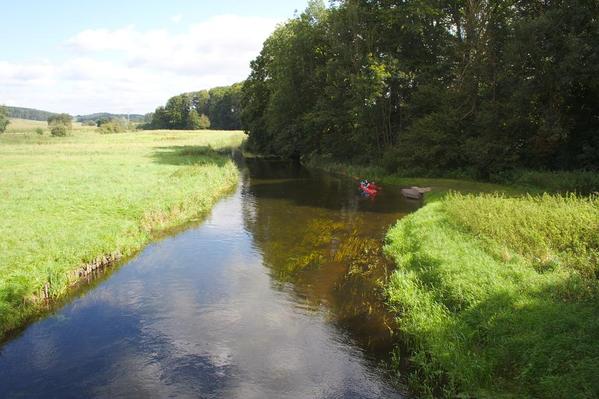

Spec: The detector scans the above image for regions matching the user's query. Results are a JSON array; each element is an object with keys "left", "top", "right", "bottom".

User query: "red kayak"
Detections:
[{"left": 359, "top": 182, "right": 380, "bottom": 197}]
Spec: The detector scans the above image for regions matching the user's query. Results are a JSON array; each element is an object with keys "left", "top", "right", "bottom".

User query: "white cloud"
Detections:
[
  {"left": 0, "top": 15, "right": 279, "bottom": 114},
  {"left": 170, "top": 14, "right": 183, "bottom": 24}
]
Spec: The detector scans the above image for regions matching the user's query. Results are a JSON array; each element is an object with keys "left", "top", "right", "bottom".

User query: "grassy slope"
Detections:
[
  {"left": 0, "top": 124, "right": 245, "bottom": 337},
  {"left": 385, "top": 194, "right": 599, "bottom": 398}
]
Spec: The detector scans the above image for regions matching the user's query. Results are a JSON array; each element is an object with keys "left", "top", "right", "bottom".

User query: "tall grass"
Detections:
[
  {"left": 385, "top": 194, "right": 599, "bottom": 398},
  {"left": 0, "top": 127, "right": 245, "bottom": 337}
]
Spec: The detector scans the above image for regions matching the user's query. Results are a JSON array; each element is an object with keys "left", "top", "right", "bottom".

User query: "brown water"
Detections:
[{"left": 0, "top": 159, "right": 420, "bottom": 398}]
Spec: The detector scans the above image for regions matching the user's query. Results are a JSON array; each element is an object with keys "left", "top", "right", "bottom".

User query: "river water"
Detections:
[{"left": 0, "top": 159, "right": 419, "bottom": 398}]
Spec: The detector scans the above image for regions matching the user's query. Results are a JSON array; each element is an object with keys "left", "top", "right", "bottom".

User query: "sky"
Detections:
[{"left": 0, "top": 0, "right": 309, "bottom": 115}]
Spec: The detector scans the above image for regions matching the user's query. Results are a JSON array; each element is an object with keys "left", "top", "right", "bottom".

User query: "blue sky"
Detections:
[{"left": 1, "top": 0, "right": 309, "bottom": 114}]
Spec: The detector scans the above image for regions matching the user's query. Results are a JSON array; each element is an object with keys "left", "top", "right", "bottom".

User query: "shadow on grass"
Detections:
[
  {"left": 449, "top": 274, "right": 599, "bottom": 398},
  {"left": 392, "top": 227, "right": 599, "bottom": 397},
  {"left": 151, "top": 145, "right": 234, "bottom": 167}
]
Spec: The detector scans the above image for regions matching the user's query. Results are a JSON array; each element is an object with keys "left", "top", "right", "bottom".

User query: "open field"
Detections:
[
  {"left": 385, "top": 194, "right": 599, "bottom": 398},
  {"left": 5, "top": 117, "right": 97, "bottom": 135},
  {"left": 0, "top": 122, "right": 245, "bottom": 337}
]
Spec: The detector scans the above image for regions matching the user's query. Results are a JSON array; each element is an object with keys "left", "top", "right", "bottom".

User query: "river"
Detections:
[{"left": 0, "top": 159, "right": 420, "bottom": 398}]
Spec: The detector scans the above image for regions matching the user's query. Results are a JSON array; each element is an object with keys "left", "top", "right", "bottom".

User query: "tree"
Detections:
[
  {"left": 187, "top": 109, "right": 201, "bottom": 130},
  {"left": 0, "top": 106, "right": 9, "bottom": 133},
  {"left": 47, "top": 113, "right": 73, "bottom": 130},
  {"left": 240, "top": 0, "right": 599, "bottom": 174},
  {"left": 198, "top": 114, "right": 211, "bottom": 130}
]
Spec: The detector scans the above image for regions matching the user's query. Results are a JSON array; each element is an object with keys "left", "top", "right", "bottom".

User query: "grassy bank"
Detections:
[
  {"left": 0, "top": 124, "right": 245, "bottom": 337},
  {"left": 304, "top": 157, "right": 599, "bottom": 397},
  {"left": 385, "top": 194, "right": 599, "bottom": 398}
]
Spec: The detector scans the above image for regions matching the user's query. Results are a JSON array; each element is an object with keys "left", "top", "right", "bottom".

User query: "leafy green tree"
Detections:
[
  {"left": 0, "top": 106, "right": 10, "bottom": 133},
  {"left": 198, "top": 114, "right": 211, "bottom": 130},
  {"left": 187, "top": 109, "right": 201, "bottom": 130},
  {"left": 150, "top": 106, "right": 169, "bottom": 129},
  {"left": 47, "top": 113, "right": 73, "bottom": 130},
  {"left": 241, "top": 0, "right": 599, "bottom": 175}
]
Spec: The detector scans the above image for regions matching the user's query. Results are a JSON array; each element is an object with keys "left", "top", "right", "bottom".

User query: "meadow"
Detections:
[{"left": 0, "top": 119, "right": 245, "bottom": 337}]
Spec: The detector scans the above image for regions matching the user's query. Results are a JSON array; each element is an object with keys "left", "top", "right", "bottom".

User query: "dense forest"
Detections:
[
  {"left": 5, "top": 106, "right": 57, "bottom": 121},
  {"left": 148, "top": 83, "right": 243, "bottom": 130},
  {"left": 242, "top": 0, "right": 599, "bottom": 178}
]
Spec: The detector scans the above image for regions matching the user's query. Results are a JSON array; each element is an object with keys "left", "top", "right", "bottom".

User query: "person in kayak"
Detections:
[{"left": 359, "top": 179, "right": 379, "bottom": 196}]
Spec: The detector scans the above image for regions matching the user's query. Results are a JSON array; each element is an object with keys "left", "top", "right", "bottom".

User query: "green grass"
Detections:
[
  {"left": 385, "top": 194, "right": 599, "bottom": 398},
  {"left": 5, "top": 117, "right": 97, "bottom": 135},
  {"left": 0, "top": 124, "right": 245, "bottom": 337}
]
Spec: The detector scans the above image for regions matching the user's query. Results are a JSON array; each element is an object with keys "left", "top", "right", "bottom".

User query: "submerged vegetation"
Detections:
[
  {"left": 385, "top": 194, "right": 599, "bottom": 398},
  {"left": 0, "top": 123, "right": 244, "bottom": 337}
]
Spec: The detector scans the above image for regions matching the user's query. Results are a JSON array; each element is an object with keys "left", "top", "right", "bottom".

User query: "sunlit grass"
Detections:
[
  {"left": 0, "top": 127, "right": 245, "bottom": 336},
  {"left": 385, "top": 194, "right": 599, "bottom": 398}
]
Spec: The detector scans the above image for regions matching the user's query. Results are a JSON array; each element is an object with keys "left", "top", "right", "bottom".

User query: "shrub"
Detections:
[
  {"left": 98, "top": 118, "right": 127, "bottom": 134},
  {"left": 47, "top": 113, "right": 72, "bottom": 130},
  {"left": 0, "top": 106, "right": 9, "bottom": 133},
  {"left": 35, "top": 128, "right": 44, "bottom": 135},
  {"left": 198, "top": 114, "right": 211, "bottom": 130},
  {"left": 50, "top": 125, "right": 68, "bottom": 137}
]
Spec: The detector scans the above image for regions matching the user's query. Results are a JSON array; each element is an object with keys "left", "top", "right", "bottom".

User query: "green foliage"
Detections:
[
  {"left": 48, "top": 113, "right": 73, "bottom": 131},
  {"left": 50, "top": 125, "right": 68, "bottom": 137},
  {"left": 186, "top": 109, "right": 201, "bottom": 130},
  {"left": 198, "top": 113, "right": 210, "bottom": 130},
  {"left": 150, "top": 83, "right": 242, "bottom": 130},
  {"left": 510, "top": 170, "right": 599, "bottom": 195},
  {"left": 0, "top": 106, "right": 9, "bottom": 133},
  {"left": 98, "top": 118, "right": 128, "bottom": 134},
  {"left": 242, "top": 0, "right": 599, "bottom": 174},
  {"left": 385, "top": 195, "right": 599, "bottom": 398},
  {"left": 35, "top": 128, "right": 44, "bottom": 135},
  {"left": 0, "top": 130, "right": 245, "bottom": 337}
]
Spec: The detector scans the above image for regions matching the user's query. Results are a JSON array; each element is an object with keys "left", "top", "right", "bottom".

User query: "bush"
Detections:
[
  {"left": 198, "top": 114, "right": 211, "bottom": 130},
  {"left": 35, "top": 128, "right": 44, "bottom": 135},
  {"left": 0, "top": 106, "right": 9, "bottom": 133},
  {"left": 50, "top": 125, "right": 68, "bottom": 137},
  {"left": 47, "top": 113, "right": 72, "bottom": 130},
  {"left": 98, "top": 119, "right": 127, "bottom": 134}
]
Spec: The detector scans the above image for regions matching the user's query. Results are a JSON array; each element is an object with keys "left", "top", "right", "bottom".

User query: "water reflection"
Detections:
[{"left": 0, "top": 160, "right": 417, "bottom": 398}]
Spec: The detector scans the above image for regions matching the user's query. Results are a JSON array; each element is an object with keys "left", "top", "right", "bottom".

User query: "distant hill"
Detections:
[
  {"left": 76, "top": 113, "right": 145, "bottom": 123},
  {"left": 5, "top": 106, "right": 58, "bottom": 121}
]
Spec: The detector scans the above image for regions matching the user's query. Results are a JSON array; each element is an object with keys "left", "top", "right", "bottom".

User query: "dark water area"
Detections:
[{"left": 0, "top": 160, "right": 420, "bottom": 398}]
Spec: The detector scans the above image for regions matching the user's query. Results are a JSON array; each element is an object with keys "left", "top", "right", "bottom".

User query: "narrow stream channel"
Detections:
[{"left": 0, "top": 159, "right": 420, "bottom": 398}]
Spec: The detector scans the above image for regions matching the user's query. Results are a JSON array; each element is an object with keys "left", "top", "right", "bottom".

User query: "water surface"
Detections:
[{"left": 0, "top": 160, "right": 419, "bottom": 398}]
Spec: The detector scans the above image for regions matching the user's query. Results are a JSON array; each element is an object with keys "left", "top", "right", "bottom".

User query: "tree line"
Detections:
[
  {"left": 4, "top": 106, "right": 57, "bottom": 121},
  {"left": 241, "top": 0, "right": 599, "bottom": 177},
  {"left": 147, "top": 83, "right": 243, "bottom": 131}
]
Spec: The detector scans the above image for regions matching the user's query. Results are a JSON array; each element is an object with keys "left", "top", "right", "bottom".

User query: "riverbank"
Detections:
[
  {"left": 0, "top": 126, "right": 245, "bottom": 338},
  {"left": 305, "top": 157, "right": 599, "bottom": 398}
]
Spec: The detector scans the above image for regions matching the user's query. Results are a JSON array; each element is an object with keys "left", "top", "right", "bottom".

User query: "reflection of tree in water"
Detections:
[{"left": 241, "top": 171, "right": 401, "bottom": 358}]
